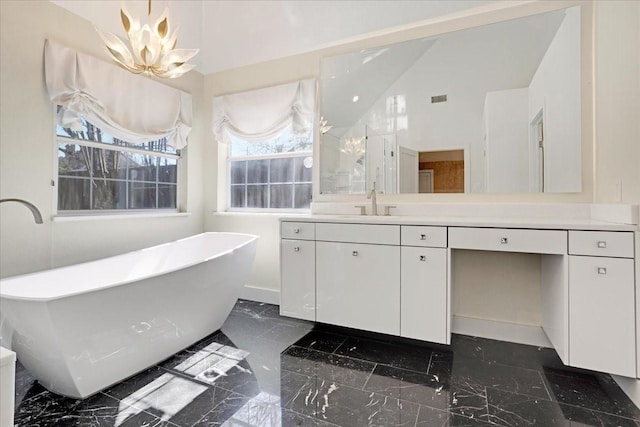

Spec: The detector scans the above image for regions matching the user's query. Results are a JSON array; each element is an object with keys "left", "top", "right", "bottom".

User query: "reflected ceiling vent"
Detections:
[{"left": 431, "top": 95, "right": 447, "bottom": 103}]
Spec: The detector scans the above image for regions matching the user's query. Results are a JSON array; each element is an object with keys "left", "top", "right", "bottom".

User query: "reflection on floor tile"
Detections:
[{"left": 14, "top": 299, "right": 640, "bottom": 427}]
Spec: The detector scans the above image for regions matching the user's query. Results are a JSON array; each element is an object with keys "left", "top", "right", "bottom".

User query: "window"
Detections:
[
  {"left": 228, "top": 127, "right": 313, "bottom": 210},
  {"left": 56, "top": 113, "right": 179, "bottom": 212}
]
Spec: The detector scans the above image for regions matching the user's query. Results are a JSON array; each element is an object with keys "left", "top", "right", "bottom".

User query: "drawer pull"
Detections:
[
  {"left": 419, "top": 255, "right": 426, "bottom": 262},
  {"left": 598, "top": 267, "right": 607, "bottom": 275},
  {"left": 352, "top": 251, "right": 358, "bottom": 257},
  {"left": 500, "top": 237, "right": 508, "bottom": 244},
  {"left": 294, "top": 247, "right": 300, "bottom": 252},
  {"left": 420, "top": 234, "right": 427, "bottom": 240},
  {"left": 294, "top": 228, "right": 300, "bottom": 234},
  {"left": 597, "top": 241, "right": 607, "bottom": 249}
]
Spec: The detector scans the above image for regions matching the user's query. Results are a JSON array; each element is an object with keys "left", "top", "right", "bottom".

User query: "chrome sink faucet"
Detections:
[{"left": 367, "top": 183, "right": 378, "bottom": 216}]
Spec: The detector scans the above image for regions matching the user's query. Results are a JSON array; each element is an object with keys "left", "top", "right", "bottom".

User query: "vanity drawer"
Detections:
[
  {"left": 401, "top": 226, "right": 447, "bottom": 248},
  {"left": 569, "top": 231, "right": 634, "bottom": 258},
  {"left": 316, "top": 223, "right": 400, "bottom": 245},
  {"left": 448, "top": 227, "right": 567, "bottom": 254},
  {"left": 281, "top": 221, "right": 315, "bottom": 240}
]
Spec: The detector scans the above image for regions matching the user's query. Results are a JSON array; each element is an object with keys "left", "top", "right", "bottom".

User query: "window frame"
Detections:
[
  {"left": 54, "top": 133, "right": 182, "bottom": 216},
  {"left": 226, "top": 148, "right": 313, "bottom": 213}
]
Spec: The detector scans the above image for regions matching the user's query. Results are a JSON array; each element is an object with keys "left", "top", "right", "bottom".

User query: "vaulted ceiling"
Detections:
[{"left": 50, "top": 0, "right": 490, "bottom": 74}]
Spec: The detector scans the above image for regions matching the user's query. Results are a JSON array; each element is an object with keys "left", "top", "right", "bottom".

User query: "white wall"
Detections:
[
  {"left": 484, "top": 88, "right": 530, "bottom": 193},
  {"left": 528, "top": 7, "right": 582, "bottom": 193},
  {"left": 0, "top": 1, "right": 205, "bottom": 278}
]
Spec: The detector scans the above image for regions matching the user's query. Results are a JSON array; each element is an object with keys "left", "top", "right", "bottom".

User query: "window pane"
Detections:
[
  {"left": 91, "top": 148, "right": 128, "bottom": 180},
  {"left": 230, "top": 161, "right": 246, "bottom": 184},
  {"left": 294, "top": 156, "right": 313, "bottom": 182},
  {"left": 129, "top": 182, "right": 156, "bottom": 209},
  {"left": 158, "top": 158, "right": 177, "bottom": 183},
  {"left": 93, "top": 180, "right": 127, "bottom": 210},
  {"left": 270, "top": 158, "right": 293, "bottom": 183},
  {"left": 58, "top": 178, "right": 90, "bottom": 210},
  {"left": 247, "top": 160, "right": 269, "bottom": 184},
  {"left": 270, "top": 184, "right": 292, "bottom": 208},
  {"left": 294, "top": 183, "right": 312, "bottom": 209},
  {"left": 246, "top": 185, "right": 268, "bottom": 208},
  {"left": 229, "top": 127, "right": 313, "bottom": 158},
  {"left": 128, "top": 153, "right": 158, "bottom": 182},
  {"left": 230, "top": 185, "right": 246, "bottom": 208},
  {"left": 58, "top": 144, "right": 91, "bottom": 178},
  {"left": 158, "top": 184, "right": 177, "bottom": 208}
]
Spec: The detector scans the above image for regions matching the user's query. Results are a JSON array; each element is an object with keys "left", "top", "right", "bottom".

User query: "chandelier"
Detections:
[
  {"left": 340, "top": 137, "right": 365, "bottom": 156},
  {"left": 96, "top": 0, "right": 199, "bottom": 79},
  {"left": 319, "top": 116, "right": 333, "bottom": 135}
]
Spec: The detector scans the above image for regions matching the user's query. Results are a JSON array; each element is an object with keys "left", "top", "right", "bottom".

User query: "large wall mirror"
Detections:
[{"left": 319, "top": 6, "right": 581, "bottom": 194}]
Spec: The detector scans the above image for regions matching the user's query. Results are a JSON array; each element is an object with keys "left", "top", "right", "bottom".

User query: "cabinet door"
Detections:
[
  {"left": 569, "top": 256, "right": 635, "bottom": 377},
  {"left": 401, "top": 247, "right": 448, "bottom": 344},
  {"left": 316, "top": 242, "right": 400, "bottom": 336},
  {"left": 280, "top": 239, "right": 315, "bottom": 321}
]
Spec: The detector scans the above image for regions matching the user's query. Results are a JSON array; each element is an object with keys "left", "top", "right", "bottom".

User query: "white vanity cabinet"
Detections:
[
  {"left": 316, "top": 241, "right": 400, "bottom": 335},
  {"left": 400, "top": 226, "right": 448, "bottom": 344},
  {"left": 279, "top": 217, "right": 638, "bottom": 379},
  {"left": 568, "top": 231, "right": 636, "bottom": 377},
  {"left": 315, "top": 223, "right": 401, "bottom": 335},
  {"left": 280, "top": 222, "right": 316, "bottom": 321}
]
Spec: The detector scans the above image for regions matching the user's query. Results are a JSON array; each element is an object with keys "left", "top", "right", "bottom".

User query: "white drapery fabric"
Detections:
[
  {"left": 213, "top": 79, "right": 316, "bottom": 143},
  {"left": 44, "top": 39, "right": 192, "bottom": 149}
]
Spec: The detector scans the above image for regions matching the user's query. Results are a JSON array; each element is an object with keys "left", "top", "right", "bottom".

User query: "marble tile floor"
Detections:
[{"left": 14, "top": 299, "right": 640, "bottom": 426}]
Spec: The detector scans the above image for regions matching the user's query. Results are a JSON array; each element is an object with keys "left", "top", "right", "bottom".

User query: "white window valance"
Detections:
[
  {"left": 44, "top": 39, "right": 192, "bottom": 149},
  {"left": 213, "top": 79, "right": 317, "bottom": 143}
]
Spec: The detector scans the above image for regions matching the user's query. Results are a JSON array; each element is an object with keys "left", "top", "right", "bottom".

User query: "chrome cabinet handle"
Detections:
[
  {"left": 294, "top": 247, "right": 300, "bottom": 252},
  {"left": 597, "top": 241, "right": 607, "bottom": 249},
  {"left": 352, "top": 251, "right": 358, "bottom": 256},
  {"left": 420, "top": 234, "right": 427, "bottom": 240},
  {"left": 294, "top": 228, "right": 300, "bottom": 234},
  {"left": 419, "top": 255, "right": 426, "bottom": 261},
  {"left": 598, "top": 267, "right": 607, "bottom": 275},
  {"left": 500, "top": 237, "right": 508, "bottom": 244}
]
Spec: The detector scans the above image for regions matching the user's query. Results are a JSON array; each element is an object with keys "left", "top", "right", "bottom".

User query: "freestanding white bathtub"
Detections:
[{"left": 0, "top": 232, "right": 258, "bottom": 399}]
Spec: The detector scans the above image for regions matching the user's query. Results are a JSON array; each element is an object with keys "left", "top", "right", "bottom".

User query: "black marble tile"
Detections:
[
  {"left": 58, "top": 392, "right": 175, "bottom": 427},
  {"left": 13, "top": 300, "right": 640, "bottom": 427},
  {"left": 334, "top": 336, "right": 432, "bottom": 372},
  {"left": 261, "top": 322, "right": 317, "bottom": 345},
  {"left": 544, "top": 371, "right": 640, "bottom": 421},
  {"left": 232, "top": 299, "right": 271, "bottom": 316},
  {"left": 286, "top": 378, "right": 420, "bottom": 427},
  {"left": 13, "top": 383, "right": 79, "bottom": 427},
  {"left": 467, "top": 336, "right": 566, "bottom": 372},
  {"left": 429, "top": 355, "right": 551, "bottom": 400},
  {"left": 364, "top": 364, "right": 488, "bottom": 419},
  {"left": 486, "top": 387, "right": 640, "bottom": 427},
  {"left": 281, "top": 346, "right": 375, "bottom": 389},
  {"left": 293, "top": 330, "right": 348, "bottom": 354},
  {"left": 416, "top": 405, "right": 494, "bottom": 426}
]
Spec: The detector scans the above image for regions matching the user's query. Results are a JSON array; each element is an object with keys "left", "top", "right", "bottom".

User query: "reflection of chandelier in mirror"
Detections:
[
  {"left": 319, "top": 116, "right": 333, "bottom": 135},
  {"left": 96, "top": 0, "right": 199, "bottom": 79},
  {"left": 340, "top": 137, "right": 365, "bottom": 156}
]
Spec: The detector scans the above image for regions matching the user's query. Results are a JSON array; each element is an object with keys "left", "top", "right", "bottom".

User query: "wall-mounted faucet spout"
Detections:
[{"left": 0, "top": 199, "right": 43, "bottom": 224}]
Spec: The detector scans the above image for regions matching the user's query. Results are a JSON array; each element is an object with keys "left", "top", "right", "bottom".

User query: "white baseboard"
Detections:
[
  {"left": 239, "top": 285, "right": 280, "bottom": 305},
  {"left": 452, "top": 315, "right": 552, "bottom": 348}
]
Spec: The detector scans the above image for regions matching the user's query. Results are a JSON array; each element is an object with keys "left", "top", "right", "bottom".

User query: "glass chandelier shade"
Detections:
[{"left": 96, "top": 1, "right": 199, "bottom": 79}]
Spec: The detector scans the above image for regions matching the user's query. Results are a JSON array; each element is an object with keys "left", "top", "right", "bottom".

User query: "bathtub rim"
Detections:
[{"left": 0, "top": 232, "right": 259, "bottom": 302}]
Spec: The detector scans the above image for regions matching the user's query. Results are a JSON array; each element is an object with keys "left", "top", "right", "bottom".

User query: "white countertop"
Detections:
[{"left": 279, "top": 214, "right": 638, "bottom": 231}]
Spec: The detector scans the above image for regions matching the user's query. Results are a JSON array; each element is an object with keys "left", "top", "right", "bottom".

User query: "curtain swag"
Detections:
[
  {"left": 212, "top": 79, "right": 317, "bottom": 143},
  {"left": 44, "top": 39, "right": 192, "bottom": 149}
]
